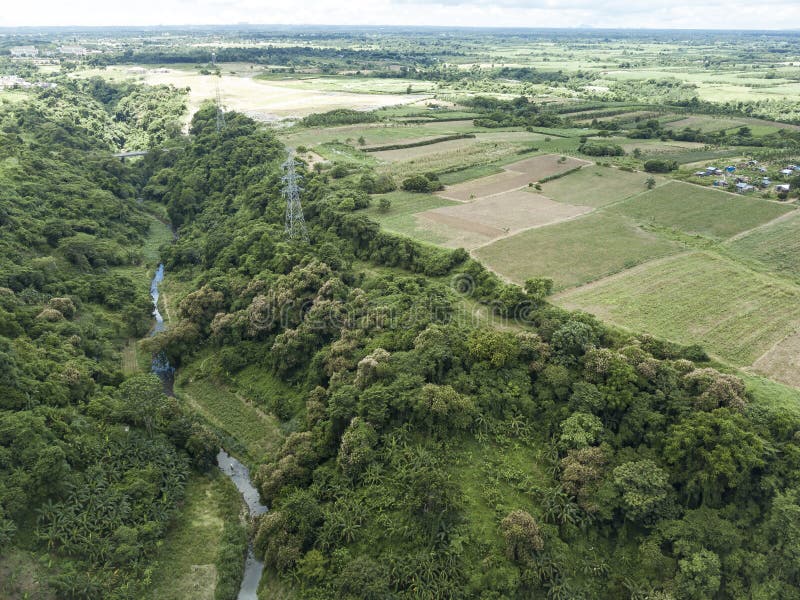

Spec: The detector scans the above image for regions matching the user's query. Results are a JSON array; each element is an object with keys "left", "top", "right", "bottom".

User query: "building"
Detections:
[
  {"left": 10, "top": 45, "right": 38, "bottom": 58},
  {"left": 780, "top": 168, "right": 794, "bottom": 177},
  {"left": 735, "top": 182, "right": 754, "bottom": 193},
  {"left": 59, "top": 45, "right": 87, "bottom": 57},
  {"left": 776, "top": 184, "right": 791, "bottom": 193}
]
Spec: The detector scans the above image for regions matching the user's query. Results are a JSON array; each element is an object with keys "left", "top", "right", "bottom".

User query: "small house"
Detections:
[
  {"left": 776, "top": 184, "right": 791, "bottom": 193},
  {"left": 735, "top": 182, "right": 754, "bottom": 193},
  {"left": 762, "top": 178, "right": 772, "bottom": 187},
  {"left": 694, "top": 171, "right": 707, "bottom": 177},
  {"left": 713, "top": 180, "right": 727, "bottom": 187}
]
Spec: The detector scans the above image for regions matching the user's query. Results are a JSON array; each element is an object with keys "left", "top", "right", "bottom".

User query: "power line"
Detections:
[{"left": 282, "top": 151, "right": 309, "bottom": 242}]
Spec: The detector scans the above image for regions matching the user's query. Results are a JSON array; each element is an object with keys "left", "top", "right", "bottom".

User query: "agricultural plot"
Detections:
[
  {"left": 663, "top": 116, "right": 746, "bottom": 132},
  {"left": 439, "top": 154, "right": 590, "bottom": 201},
  {"left": 612, "top": 181, "right": 794, "bottom": 240},
  {"left": 726, "top": 211, "right": 800, "bottom": 281},
  {"left": 281, "top": 119, "right": 478, "bottom": 149},
  {"left": 540, "top": 165, "right": 663, "bottom": 208},
  {"left": 370, "top": 137, "right": 482, "bottom": 162},
  {"left": 557, "top": 252, "right": 800, "bottom": 368},
  {"left": 362, "top": 191, "right": 459, "bottom": 245},
  {"left": 416, "top": 190, "right": 592, "bottom": 249},
  {"left": 474, "top": 212, "right": 682, "bottom": 290}
]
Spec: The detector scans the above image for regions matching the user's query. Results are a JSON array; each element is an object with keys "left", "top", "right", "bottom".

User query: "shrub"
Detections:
[{"left": 644, "top": 159, "right": 678, "bottom": 173}]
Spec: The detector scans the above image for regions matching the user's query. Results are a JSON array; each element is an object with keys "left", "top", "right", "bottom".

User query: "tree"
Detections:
[
  {"left": 501, "top": 510, "right": 544, "bottom": 563},
  {"left": 613, "top": 460, "right": 674, "bottom": 524},
  {"left": 378, "top": 197, "right": 391, "bottom": 213},
  {"left": 524, "top": 277, "right": 554, "bottom": 305},
  {"left": 337, "top": 417, "right": 378, "bottom": 480},
  {"left": 676, "top": 549, "right": 721, "bottom": 599},
  {"left": 559, "top": 412, "right": 604, "bottom": 449},
  {"left": 646, "top": 176, "right": 657, "bottom": 189}
]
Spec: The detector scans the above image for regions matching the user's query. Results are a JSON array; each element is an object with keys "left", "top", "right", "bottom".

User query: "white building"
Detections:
[
  {"left": 59, "top": 45, "right": 87, "bottom": 57},
  {"left": 10, "top": 46, "right": 38, "bottom": 58}
]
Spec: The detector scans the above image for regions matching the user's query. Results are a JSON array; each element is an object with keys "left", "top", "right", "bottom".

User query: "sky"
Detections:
[{"left": 2, "top": 0, "right": 800, "bottom": 30}]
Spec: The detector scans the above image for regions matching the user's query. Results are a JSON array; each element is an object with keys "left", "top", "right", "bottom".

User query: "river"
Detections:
[{"left": 148, "top": 264, "right": 267, "bottom": 599}]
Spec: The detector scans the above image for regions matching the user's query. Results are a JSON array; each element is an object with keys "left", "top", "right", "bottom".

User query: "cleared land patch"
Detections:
[
  {"left": 474, "top": 212, "right": 682, "bottom": 289},
  {"left": 557, "top": 251, "right": 800, "bottom": 366},
  {"left": 540, "top": 165, "right": 664, "bottom": 208},
  {"left": 612, "top": 181, "right": 795, "bottom": 239},
  {"left": 417, "top": 190, "right": 592, "bottom": 248},
  {"left": 439, "top": 154, "right": 590, "bottom": 201}
]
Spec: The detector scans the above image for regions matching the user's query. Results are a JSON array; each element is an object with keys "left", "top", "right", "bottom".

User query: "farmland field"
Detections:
[
  {"left": 370, "top": 136, "right": 482, "bottom": 162},
  {"left": 474, "top": 212, "right": 683, "bottom": 289},
  {"left": 540, "top": 165, "right": 664, "bottom": 207},
  {"left": 612, "top": 181, "right": 795, "bottom": 239},
  {"left": 663, "top": 115, "right": 746, "bottom": 132},
  {"left": 361, "top": 190, "right": 459, "bottom": 244},
  {"left": 557, "top": 251, "right": 800, "bottom": 367},
  {"left": 439, "top": 154, "right": 590, "bottom": 201},
  {"left": 418, "top": 190, "right": 592, "bottom": 248},
  {"left": 726, "top": 211, "right": 800, "bottom": 281}
]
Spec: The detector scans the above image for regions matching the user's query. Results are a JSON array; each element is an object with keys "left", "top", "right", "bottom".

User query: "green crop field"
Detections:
[
  {"left": 539, "top": 165, "right": 663, "bottom": 207},
  {"left": 726, "top": 211, "right": 800, "bottom": 281},
  {"left": 612, "top": 181, "right": 795, "bottom": 239},
  {"left": 474, "top": 212, "right": 683, "bottom": 290},
  {"left": 557, "top": 251, "right": 800, "bottom": 366},
  {"left": 663, "top": 115, "right": 746, "bottom": 132}
]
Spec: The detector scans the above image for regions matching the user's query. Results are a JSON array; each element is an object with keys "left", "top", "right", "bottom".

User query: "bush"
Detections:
[
  {"left": 401, "top": 173, "right": 443, "bottom": 193},
  {"left": 644, "top": 159, "right": 678, "bottom": 173},
  {"left": 579, "top": 142, "right": 625, "bottom": 157}
]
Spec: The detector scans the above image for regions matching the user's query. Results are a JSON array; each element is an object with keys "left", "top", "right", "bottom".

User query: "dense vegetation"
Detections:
[
  {"left": 0, "top": 85, "right": 217, "bottom": 598},
  {"left": 142, "top": 107, "right": 800, "bottom": 599}
]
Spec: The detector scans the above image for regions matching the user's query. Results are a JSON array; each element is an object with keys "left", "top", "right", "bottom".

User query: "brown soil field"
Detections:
[
  {"left": 417, "top": 189, "right": 591, "bottom": 249},
  {"left": 439, "top": 154, "right": 590, "bottom": 201}
]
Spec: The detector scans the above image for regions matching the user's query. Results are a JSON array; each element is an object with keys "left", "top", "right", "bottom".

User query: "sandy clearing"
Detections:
[{"left": 142, "top": 70, "right": 427, "bottom": 121}]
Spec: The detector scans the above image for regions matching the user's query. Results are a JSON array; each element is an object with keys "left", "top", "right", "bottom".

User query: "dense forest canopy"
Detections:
[
  {"left": 0, "top": 85, "right": 217, "bottom": 598},
  {"left": 137, "top": 105, "right": 800, "bottom": 599}
]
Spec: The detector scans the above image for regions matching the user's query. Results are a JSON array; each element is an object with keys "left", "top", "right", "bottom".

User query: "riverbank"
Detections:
[{"left": 145, "top": 472, "right": 245, "bottom": 600}]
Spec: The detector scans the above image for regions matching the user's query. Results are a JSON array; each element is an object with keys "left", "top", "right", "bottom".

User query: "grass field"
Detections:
[
  {"left": 557, "top": 251, "right": 800, "bottom": 366},
  {"left": 371, "top": 136, "right": 482, "bottom": 162},
  {"left": 726, "top": 211, "right": 800, "bottom": 281},
  {"left": 612, "top": 181, "right": 795, "bottom": 239},
  {"left": 361, "top": 191, "right": 458, "bottom": 244},
  {"left": 280, "top": 119, "right": 478, "bottom": 149},
  {"left": 475, "top": 212, "right": 683, "bottom": 290},
  {"left": 540, "top": 165, "right": 663, "bottom": 208},
  {"left": 175, "top": 372, "right": 284, "bottom": 464},
  {"left": 147, "top": 473, "right": 242, "bottom": 600},
  {"left": 663, "top": 115, "right": 746, "bottom": 132}
]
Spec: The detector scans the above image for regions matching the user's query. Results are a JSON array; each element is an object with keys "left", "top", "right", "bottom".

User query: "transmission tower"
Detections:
[
  {"left": 211, "top": 52, "right": 226, "bottom": 132},
  {"left": 282, "top": 151, "right": 309, "bottom": 241}
]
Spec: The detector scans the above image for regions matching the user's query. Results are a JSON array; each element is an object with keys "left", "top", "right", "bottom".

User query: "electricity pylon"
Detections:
[{"left": 282, "top": 151, "right": 308, "bottom": 241}]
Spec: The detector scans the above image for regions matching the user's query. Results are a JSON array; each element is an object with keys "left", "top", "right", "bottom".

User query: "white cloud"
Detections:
[{"left": 1, "top": 0, "right": 799, "bottom": 29}]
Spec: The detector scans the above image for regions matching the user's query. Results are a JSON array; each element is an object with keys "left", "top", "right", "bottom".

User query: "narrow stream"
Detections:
[
  {"left": 148, "top": 264, "right": 266, "bottom": 599},
  {"left": 217, "top": 450, "right": 268, "bottom": 600}
]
